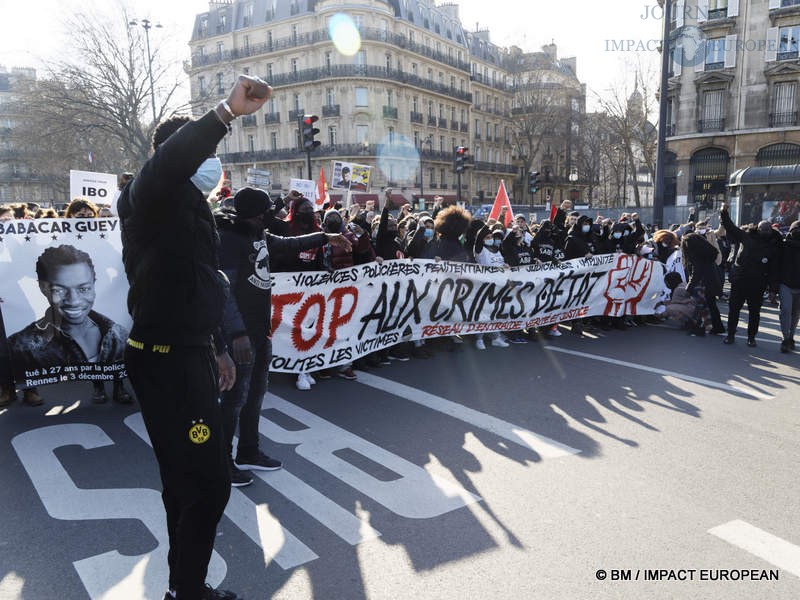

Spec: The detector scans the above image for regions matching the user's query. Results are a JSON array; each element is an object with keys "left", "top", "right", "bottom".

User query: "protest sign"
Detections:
[{"left": 69, "top": 170, "right": 117, "bottom": 204}]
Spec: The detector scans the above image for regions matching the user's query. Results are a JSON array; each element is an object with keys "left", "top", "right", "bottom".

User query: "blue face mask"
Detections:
[
  {"left": 612, "top": 232, "right": 623, "bottom": 240},
  {"left": 581, "top": 225, "right": 591, "bottom": 234},
  {"left": 190, "top": 157, "right": 223, "bottom": 195},
  {"left": 423, "top": 228, "right": 434, "bottom": 240}
]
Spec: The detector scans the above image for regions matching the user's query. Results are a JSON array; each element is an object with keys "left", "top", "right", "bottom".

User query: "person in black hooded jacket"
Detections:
[
  {"left": 118, "top": 74, "right": 269, "bottom": 600},
  {"left": 216, "top": 187, "right": 350, "bottom": 486},
  {"left": 777, "top": 220, "right": 800, "bottom": 352},
  {"left": 681, "top": 231, "right": 723, "bottom": 335},
  {"left": 564, "top": 215, "right": 595, "bottom": 260},
  {"left": 720, "top": 204, "right": 781, "bottom": 346}
]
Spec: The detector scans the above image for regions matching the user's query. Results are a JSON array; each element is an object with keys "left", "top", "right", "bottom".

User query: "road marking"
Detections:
[
  {"left": 542, "top": 346, "right": 774, "bottom": 401},
  {"left": 709, "top": 520, "right": 800, "bottom": 578},
  {"left": 125, "top": 414, "right": 318, "bottom": 570},
  {"left": 354, "top": 371, "right": 580, "bottom": 459}
]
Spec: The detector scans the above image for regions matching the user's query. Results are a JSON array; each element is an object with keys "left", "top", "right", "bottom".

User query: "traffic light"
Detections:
[
  {"left": 300, "top": 115, "right": 320, "bottom": 152},
  {"left": 528, "top": 171, "right": 540, "bottom": 194},
  {"left": 454, "top": 146, "right": 469, "bottom": 173}
]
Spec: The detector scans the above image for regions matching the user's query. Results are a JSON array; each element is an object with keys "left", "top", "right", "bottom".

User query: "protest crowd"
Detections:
[{"left": 0, "top": 74, "right": 798, "bottom": 600}]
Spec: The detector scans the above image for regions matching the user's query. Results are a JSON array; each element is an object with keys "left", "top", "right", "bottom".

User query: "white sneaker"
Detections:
[
  {"left": 304, "top": 373, "right": 316, "bottom": 385},
  {"left": 491, "top": 337, "right": 510, "bottom": 348},
  {"left": 452, "top": 335, "right": 464, "bottom": 344},
  {"left": 475, "top": 338, "right": 486, "bottom": 350},
  {"left": 547, "top": 327, "right": 562, "bottom": 337},
  {"left": 296, "top": 375, "right": 311, "bottom": 391}
]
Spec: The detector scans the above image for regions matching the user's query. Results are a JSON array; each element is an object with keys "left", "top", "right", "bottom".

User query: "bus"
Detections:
[{"left": 727, "top": 165, "right": 800, "bottom": 230}]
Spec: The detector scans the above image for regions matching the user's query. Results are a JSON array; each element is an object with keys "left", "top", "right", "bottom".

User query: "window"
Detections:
[
  {"left": 772, "top": 82, "right": 797, "bottom": 125},
  {"left": 355, "top": 87, "right": 368, "bottom": 107},
  {"left": 666, "top": 97, "right": 675, "bottom": 135},
  {"left": 326, "top": 87, "right": 336, "bottom": 106},
  {"left": 216, "top": 72, "right": 225, "bottom": 93},
  {"left": 270, "top": 132, "right": 278, "bottom": 151},
  {"left": 427, "top": 68, "right": 433, "bottom": 81},
  {"left": 387, "top": 90, "right": 394, "bottom": 107},
  {"left": 413, "top": 131, "right": 420, "bottom": 147},
  {"left": 219, "top": 10, "right": 227, "bottom": 30},
  {"left": 293, "top": 93, "right": 301, "bottom": 111},
  {"left": 291, "top": 25, "right": 298, "bottom": 43},
  {"left": 388, "top": 127, "right": 395, "bottom": 143},
  {"left": 704, "top": 37, "right": 726, "bottom": 69},
  {"left": 267, "top": 31, "right": 273, "bottom": 49},
  {"left": 356, "top": 125, "right": 368, "bottom": 143},
  {"left": 216, "top": 42, "right": 224, "bottom": 58},
  {"left": 198, "top": 76, "right": 206, "bottom": 95},
  {"left": 266, "top": 63, "right": 273, "bottom": 78},
  {"left": 355, "top": 50, "right": 366, "bottom": 66},
  {"left": 386, "top": 54, "right": 392, "bottom": 70},
  {"left": 427, "top": 100, "right": 434, "bottom": 117},
  {"left": 291, "top": 58, "right": 298, "bottom": 73},
  {"left": 708, "top": 0, "right": 728, "bottom": 20},
  {"left": 248, "top": 135, "right": 255, "bottom": 152},
  {"left": 328, "top": 126, "right": 337, "bottom": 145},
  {"left": 412, "top": 96, "right": 419, "bottom": 112},
  {"left": 243, "top": 3, "right": 254, "bottom": 26},
  {"left": 779, "top": 26, "right": 800, "bottom": 60},
  {"left": 199, "top": 17, "right": 208, "bottom": 36},
  {"left": 439, "top": 103, "right": 444, "bottom": 119},
  {"left": 439, "top": 136, "right": 444, "bottom": 152},
  {"left": 411, "top": 63, "right": 417, "bottom": 77},
  {"left": 701, "top": 89, "right": 725, "bottom": 131}
]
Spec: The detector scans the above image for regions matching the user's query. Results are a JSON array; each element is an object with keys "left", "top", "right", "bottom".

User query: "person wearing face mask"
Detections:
[
  {"left": 407, "top": 215, "right": 435, "bottom": 258},
  {"left": 720, "top": 205, "right": 782, "bottom": 346},
  {"left": 564, "top": 215, "right": 595, "bottom": 260},
  {"left": 118, "top": 75, "right": 272, "bottom": 600},
  {"left": 652, "top": 229, "right": 686, "bottom": 283},
  {"left": 777, "top": 221, "right": 800, "bottom": 353},
  {"left": 216, "top": 188, "right": 351, "bottom": 485},
  {"left": 473, "top": 223, "right": 510, "bottom": 349}
]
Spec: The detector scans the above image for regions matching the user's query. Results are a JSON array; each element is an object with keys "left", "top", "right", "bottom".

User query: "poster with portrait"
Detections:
[
  {"left": 330, "top": 161, "right": 371, "bottom": 191},
  {"left": 0, "top": 218, "right": 131, "bottom": 387}
]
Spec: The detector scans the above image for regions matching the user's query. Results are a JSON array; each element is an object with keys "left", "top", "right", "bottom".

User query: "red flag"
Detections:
[
  {"left": 488, "top": 180, "right": 514, "bottom": 227},
  {"left": 315, "top": 167, "right": 329, "bottom": 207},
  {"left": 549, "top": 203, "right": 558, "bottom": 222}
]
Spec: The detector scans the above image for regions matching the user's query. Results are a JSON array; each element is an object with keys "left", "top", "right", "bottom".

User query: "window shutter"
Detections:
[
  {"left": 676, "top": 0, "right": 686, "bottom": 28},
  {"left": 698, "top": 0, "right": 709, "bottom": 23},
  {"left": 673, "top": 47, "right": 683, "bottom": 77},
  {"left": 727, "top": 0, "right": 739, "bottom": 18},
  {"left": 695, "top": 41, "right": 707, "bottom": 72},
  {"left": 724, "top": 35, "right": 737, "bottom": 68},
  {"left": 766, "top": 27, "right": 780, "bottom": 62}
]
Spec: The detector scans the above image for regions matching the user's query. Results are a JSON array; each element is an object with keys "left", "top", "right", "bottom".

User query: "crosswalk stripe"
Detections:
[
  {"left": 542, "top": 346, "right": 774, "bottom": 401},
  {"left": 354, "top": 371, "right": 580, "bottom": 459},
  {"left": 709, "top": 520, "right": 800, "bottom": 578}
]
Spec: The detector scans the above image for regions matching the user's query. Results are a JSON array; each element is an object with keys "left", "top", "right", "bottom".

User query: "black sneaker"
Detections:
[
  {"left": 200, "top": 583, "right": 240, "bottom": 599},
  {"left": 780, "top": 339, "right": 791, "bottom": 353},
  {"left": 228, "top": 459, "right": 253, "bottom": 488},
  {"left": 747, "top": 338, "right": 757, "bottom": 348},
  {"left": 723, "top": 335, "right": 735, "bottom": 345},
  {"left": 235, "top": 450, "right": 283, "bottom": 471}
]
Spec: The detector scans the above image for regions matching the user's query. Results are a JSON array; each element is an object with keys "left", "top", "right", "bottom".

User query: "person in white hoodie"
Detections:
[{"left": 472, "top": 224, "right": 509, "bottom": 350}]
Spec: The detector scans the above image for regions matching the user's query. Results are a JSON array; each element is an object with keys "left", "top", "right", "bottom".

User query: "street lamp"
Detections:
[
  {"left": 418, "top": 134, "right": 433, "bottom": 202},
  {"left": 129, "top": 18, "right": 162, "bottom": 124}
]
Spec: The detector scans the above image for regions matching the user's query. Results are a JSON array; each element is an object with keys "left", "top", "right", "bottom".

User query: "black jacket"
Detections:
[
  {"left": 681, "top": 232, "right": 721, "bottom": 296},
  {"left": 721, "top": 210, "right": 781, "bottom": 290},
  {"left": 118, "top": 110, "right": 229, "bottom": 347},
  {"left": 216, "top": 211, "right": 327, "bottom": 342},
  {"left": 564, "top": 216, "right": 595, "bottom": 260},
  {"left": 778, "top": 230, "right": 800, "bottom": 289}
]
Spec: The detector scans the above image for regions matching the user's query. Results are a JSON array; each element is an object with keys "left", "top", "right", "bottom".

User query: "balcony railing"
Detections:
[
  {"left": 698, "top": 118, "right": 725, "bottom": 132},
  {"left": 383, "top": 106, "right": 398, "bottom": 119},
  {"left": 264, "top": 112, "right": 280, "bottom": 124},
  {"left": 322, "top": 104, "right": 340, "bottom": 117},
  {"left": 780, "top": 0, "right": 800, "bottom": 7},
  {"left": 460, "top": 122, "right": 469, "bottom": 133},
  {"left": 438, "top": 117, "right": 447, "bottom": 128},
  {"left": 241, "top": 114, "right": 257, "bottom": 127},
  {"left": 450, "top": 120, "right": 459, "bottom": 130},
  {"left": 191, "top": 26, "right": 472, "bottom": 75},
  {"left": 705, "top": 62, "right": 725, "bottom": 71},
  {"left": 474, "top": 132, "right": 482, "bottom": 140},
  {"left": 770, "top": 111, "right": 798, "bottom": 126},
  {"left": 777, "top": 51, "right": 799, "bottom": 61},
  {"left": 288, "top": 109, "right": 305, "bottom": 120},
  {"left": 410, "top": 111, "right": 423, "bottom": 123},
  {"left": 427, "top": 116, "right": 437, "bottom": 126},
  {"left": 707, "top": 8, "right": 727, "bottom": 20}
]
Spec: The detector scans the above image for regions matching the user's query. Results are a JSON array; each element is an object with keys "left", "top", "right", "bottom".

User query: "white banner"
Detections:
[
  {"left": 289, "top": 178, "right": 316, "bottom": 200},
  {"left": 69, "top": 170, "right": 117, "bottom": 204},
  {"left": 0, "top": 222, "right": 666, "bottom": 381},
  {"left": 0, "top": 218, "right": 131, "bottom": 386},
  {"left": 267, "top": 256, "right": 665, "bottom": 372}
]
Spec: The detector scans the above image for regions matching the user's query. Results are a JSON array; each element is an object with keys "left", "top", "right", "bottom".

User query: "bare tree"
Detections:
[{"left": 9, "top": 5, "right": 190, "bottom": 195}]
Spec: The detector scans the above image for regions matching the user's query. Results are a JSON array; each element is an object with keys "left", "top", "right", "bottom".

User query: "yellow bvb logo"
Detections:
[{"left": 189, "top": 420, "right": 211, "bottom": 444}]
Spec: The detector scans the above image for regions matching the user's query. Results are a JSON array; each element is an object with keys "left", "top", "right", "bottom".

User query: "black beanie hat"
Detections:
[{"left": 233, "top": 187, "right": 271, "bottom": 219}]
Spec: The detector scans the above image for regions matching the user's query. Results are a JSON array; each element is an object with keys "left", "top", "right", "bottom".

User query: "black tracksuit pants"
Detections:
[
  {"left": 727, "top": 277, "right": 766, "bottom": 340},
  {"left": 125, "top": 342, "right": 231, "bottom": 599}
]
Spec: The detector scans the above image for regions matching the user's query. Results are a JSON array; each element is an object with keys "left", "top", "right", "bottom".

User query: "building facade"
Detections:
[
  {"left": 186, "top": 0, "right": 587, "bottom": 207},
  {"left": 666, "top": 0, "right": 800, "bottom": 211}
]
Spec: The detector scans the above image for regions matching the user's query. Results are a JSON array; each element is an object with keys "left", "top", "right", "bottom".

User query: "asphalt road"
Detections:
[{"left": 1, "top": 302, "right": 799, "bottom": 600}]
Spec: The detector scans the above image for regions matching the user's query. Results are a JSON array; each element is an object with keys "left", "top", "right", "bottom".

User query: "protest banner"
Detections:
[
  {"left": 0, "top": 222, "right": 666, "bottom": 381},
  {"left": 0, "top": 218, "right": 131, "bottom": 387},
  {"left": 69, "top": 170, "right": 117, "bottom": 204},
  {"left": 331, "top": 161, "right": 371, "bottom": 191},
  {"left": 267, "top": 256, "right": 665, "bottom": 373},
  {"left": 289, "top": 178, "right": 316, "bottom": 200}
]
